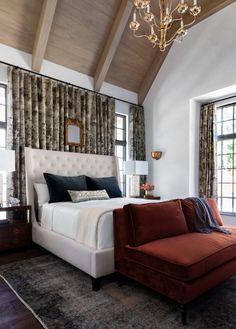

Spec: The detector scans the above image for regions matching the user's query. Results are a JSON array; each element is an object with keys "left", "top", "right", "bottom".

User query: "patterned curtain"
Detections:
[
  {"left": 7, "top": 67, "right": 115, "bottom": 203},
  {"left": 129, "top": 104, "right": 146, "bottom": 161},
  {"left": 129, "top": 104, "right": 146, "bottom": 193},
  {"left": 199, "top": 103, "right": 217, "bottom": 199}
]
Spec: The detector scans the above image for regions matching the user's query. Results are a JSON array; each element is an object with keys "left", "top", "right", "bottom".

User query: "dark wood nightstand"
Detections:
[
  {"left": 0, "top": 204, "right": 32, "bottom": 250},
  {"left": 143, "top": 196, "right": 161, "bottom": 200},
  {"left": 134, "top": 196, "right": 161, "bottom": 200}
]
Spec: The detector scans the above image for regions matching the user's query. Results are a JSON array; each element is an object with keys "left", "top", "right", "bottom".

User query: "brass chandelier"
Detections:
[{"left": 129, "top": 0, "right": 201, "bottom": 51}]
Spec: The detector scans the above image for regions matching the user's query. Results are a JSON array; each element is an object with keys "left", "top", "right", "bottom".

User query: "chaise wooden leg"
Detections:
[
  {"left": 92, "top": 277, "right": 101, "bottom": 291},
  {"left": 180, "top": 304, "right": 187, "bottom": 325}
]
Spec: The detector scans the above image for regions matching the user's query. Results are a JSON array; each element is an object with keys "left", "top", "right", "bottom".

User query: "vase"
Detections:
[{"left": 144, "top": 190, "right": 153, "bottom": 198}]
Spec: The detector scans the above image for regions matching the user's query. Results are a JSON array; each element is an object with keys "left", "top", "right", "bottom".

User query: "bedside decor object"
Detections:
[
  {"left": 151, "top": 151, "right": 162, "bottom": 160},
  {"left": 0, "top": 149, "right": 15, "bottom": 206},
  {"left": 129, "top": 0, "right": 201, "bottom": 51},
  {"left": 141, "top": 183, "right": 155, "bottom": 198},
  {"left": 124, "top": 161, "right": 148, "bottom": 197},
  {"left": 65, "top": 118, "right": 84, "bottom": 147}
]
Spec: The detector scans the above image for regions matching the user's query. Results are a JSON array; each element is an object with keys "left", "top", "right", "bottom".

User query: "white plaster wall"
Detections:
[
  {"left": 0, "top": 64, "right": 7, "bottom": 84},
  {"left": 144, "top": 2, "right": 236, "bottom": 201}
]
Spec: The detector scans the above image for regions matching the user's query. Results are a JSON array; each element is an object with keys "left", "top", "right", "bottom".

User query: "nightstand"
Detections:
[
  {"left": 0, "top": 204, "right": 32, "bottom": 250},
  {"left": 134, "top": 196, "right": 161, "bottom": 200},
  {"left": 144, "top": 196, "right": 161, "bottom": 200}
]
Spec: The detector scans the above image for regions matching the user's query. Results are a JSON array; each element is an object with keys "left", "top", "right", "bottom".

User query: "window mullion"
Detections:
[{"left": 216, "top": 103, "right": 236, "bottom": 213}]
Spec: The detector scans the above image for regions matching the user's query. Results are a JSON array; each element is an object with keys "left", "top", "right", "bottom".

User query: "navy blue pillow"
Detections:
[
  {"left": 44, "top": 173, "right": 87, "bottom": 203},
  {"left": 86, "top": 176, "right": 122, "bottom": 198}
]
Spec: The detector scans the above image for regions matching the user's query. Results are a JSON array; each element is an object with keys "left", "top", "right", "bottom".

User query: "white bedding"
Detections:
[{"left": 40, "top": 197, "right": 162, "bottom": 250}]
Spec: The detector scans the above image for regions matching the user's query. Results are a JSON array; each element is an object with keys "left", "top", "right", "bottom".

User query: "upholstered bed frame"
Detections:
[{"left": 25, "top": 147, "right": 120, "bottom": 290}]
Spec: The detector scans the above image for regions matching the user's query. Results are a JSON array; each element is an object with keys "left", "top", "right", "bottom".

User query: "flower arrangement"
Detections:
[{"left": 140, "top": 183, "right": 155, "bottom": 192}]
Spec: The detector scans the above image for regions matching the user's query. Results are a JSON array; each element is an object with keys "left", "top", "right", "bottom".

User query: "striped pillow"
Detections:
[{"left": 68, "top": 189, "right": 109, "bottom": 203}]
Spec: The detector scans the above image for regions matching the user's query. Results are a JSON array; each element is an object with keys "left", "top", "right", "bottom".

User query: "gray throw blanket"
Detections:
[{"left": 187, "top": 197, "right": 231, "bottom": 235}]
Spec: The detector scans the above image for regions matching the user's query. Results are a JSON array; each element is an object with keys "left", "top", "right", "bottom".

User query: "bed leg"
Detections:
[
  {"left": 180, "top": 304, "right": 187, "bottom": 325},
  {"left": 92, "top": 277, "right": 101, "bottom": 291}
]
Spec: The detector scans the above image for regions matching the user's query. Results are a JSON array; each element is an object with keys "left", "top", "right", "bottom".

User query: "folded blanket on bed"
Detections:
[
  {"left": 187, "top": 197, "right": 231, "bottom": 234},
  {"left": 41, "top": 198, "right": 163, "bottom": 249}
]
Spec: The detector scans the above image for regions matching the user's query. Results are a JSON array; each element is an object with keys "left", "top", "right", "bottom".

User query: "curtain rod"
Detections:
[
  {"left": 0, "top": 60, "right": 142, "bottom": 108},
  {"left": 203, "top": 94, "right": 236, "bottom": 106}
]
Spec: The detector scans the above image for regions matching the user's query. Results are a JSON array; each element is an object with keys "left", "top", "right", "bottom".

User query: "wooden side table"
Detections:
[
  {"left": 143, "top": 196, "right": 161, "bottom": 200},
  {"left": 0, "top": 204, "right": 32, "bottom": 250},
  {"left": 134, "top": 196, "right": 161, "bottom": 200}
]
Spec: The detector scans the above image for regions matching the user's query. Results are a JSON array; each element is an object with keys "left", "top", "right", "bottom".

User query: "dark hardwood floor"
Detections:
[{"left": 0, "top": 244, "right": 48, "bottom": 329}]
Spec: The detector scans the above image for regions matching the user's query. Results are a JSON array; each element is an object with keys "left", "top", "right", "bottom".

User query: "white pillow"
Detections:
[
  {"left": 68, "top": 189, "right": 109, "bottom": 203},
  {"left": 34, "top": 183, "right": 50, "bottom": 206}
]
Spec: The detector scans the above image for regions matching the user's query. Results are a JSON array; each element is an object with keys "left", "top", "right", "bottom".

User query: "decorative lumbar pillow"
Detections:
[
  {"left": 33, "top": 183, "right": 50, "bottom": 206},
  {"left": 86, "top": 176, "right": 122, "bottom": 198},
  {"left": 124, "top": 200, "right": 189, "bottom": 247},
  {"left": 68, "top": 190, "right": 109, "bottom": 203},
  {"left": 43, "top": 173, "right": 87, "bottom": 203}
]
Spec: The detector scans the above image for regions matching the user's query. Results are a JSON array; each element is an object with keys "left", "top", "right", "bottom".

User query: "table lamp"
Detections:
[
  {"left": 124, "top": 160, "right": 148, "bottom": 197},
  {"left": 0, "top": 149, "right": 15, "bottom": 206}
]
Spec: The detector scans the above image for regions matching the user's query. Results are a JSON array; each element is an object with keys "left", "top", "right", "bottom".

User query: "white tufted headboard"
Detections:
[{"left": 25, "top": 147, "right": 120, "bottom": 221}]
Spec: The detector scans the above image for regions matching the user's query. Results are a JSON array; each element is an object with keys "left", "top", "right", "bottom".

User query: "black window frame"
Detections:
[
  {"left": 0, "top": 83, "right": 7, "bottom": 205},
  {"left": 216, "top": 101, "right": 236, "bottom": 215},
  {"left": 115, "top": 113, "right": 127, "bottom": 196}
]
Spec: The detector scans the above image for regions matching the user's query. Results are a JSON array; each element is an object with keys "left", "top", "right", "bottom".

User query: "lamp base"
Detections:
[{"left": 130, "top": 175, "right": 140, "bottom": 197}]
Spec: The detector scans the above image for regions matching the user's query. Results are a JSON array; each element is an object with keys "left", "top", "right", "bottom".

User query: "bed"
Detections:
[{"left": 25, "top": 147, "right": 160, "bottom": 290}]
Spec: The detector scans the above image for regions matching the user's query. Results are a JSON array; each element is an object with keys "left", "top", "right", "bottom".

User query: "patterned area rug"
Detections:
[{"left": 0, "top": 254, "right": 236, "bottom": 329}]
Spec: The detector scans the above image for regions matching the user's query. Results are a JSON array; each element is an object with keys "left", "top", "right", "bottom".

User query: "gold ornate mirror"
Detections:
[{"left": 65, "top": 118, "right": 84, "bottom": 146}]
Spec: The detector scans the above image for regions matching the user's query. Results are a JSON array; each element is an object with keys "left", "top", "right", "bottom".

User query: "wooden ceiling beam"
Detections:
[
  {"left": 138, "top": 0, "right": 235, "bottom": 105},
  {"left": 94, "top": 0, "right": 133, "bottom": 92},
  {"left": 32, "top": 0, "right": 57, "bottom": 72}
]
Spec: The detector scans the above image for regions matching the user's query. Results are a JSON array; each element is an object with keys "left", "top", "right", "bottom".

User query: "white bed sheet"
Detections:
[{"left": 40, "top": 197, "right": 162, "bottom": 250}]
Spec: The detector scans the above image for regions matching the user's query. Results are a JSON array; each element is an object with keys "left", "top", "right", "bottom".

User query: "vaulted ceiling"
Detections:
[{"left": 0, "top": 0, "right": 234, "bottom": 104}]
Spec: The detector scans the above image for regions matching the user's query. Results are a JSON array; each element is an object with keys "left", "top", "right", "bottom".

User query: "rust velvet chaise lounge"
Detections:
[{"left": 113, "top": 199, "right": 236, "bottom": 325}]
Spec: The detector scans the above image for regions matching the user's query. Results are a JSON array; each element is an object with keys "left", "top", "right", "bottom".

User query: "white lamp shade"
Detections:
[
  {"left": 0, "top": 150, "right": 15, "bottom": 172},
  {"left": 124, "top": 160, "right": 148, "bottom": 175}
]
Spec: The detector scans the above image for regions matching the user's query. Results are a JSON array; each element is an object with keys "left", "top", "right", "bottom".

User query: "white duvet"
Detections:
[{"left": 40, "top": 197, "right": 162, "bottom": 250}]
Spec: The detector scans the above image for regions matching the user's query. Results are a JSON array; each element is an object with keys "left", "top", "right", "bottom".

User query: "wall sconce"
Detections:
[{"left": 151, "top": 151, "right": 162, "bottom": 160}]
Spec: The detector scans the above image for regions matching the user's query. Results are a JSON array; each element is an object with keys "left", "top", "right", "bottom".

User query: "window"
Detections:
[
  {"left": 0, "top": 84, "right": 7, "bottom": 149},
  {"left": 115, "top": 114, "right": 127, "bottom": 195},
  {"left": 0, "top": 84, "right": 7, "bottom": 203},
  {"left": 216, "top": 101, "right": 236, "bottom": 213}
]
